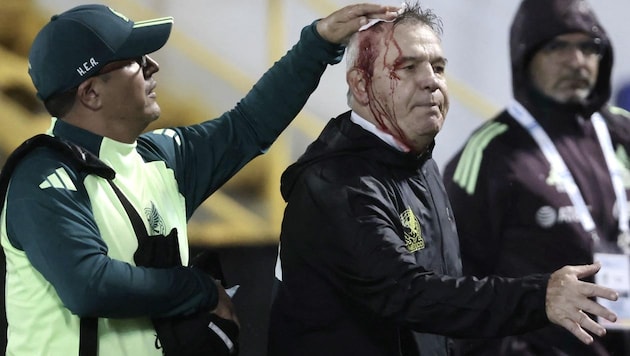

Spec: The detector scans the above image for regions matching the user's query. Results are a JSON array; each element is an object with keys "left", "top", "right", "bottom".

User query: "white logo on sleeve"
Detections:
[{"left": 39, "top": 167, "right": 77, "bottom": 191}]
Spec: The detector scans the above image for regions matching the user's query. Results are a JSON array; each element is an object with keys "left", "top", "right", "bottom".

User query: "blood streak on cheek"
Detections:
[
  {"left": 356, "top": 27, "right": 410, "bottom": 148},
  {"left": 385, "top": 36, "right": 410, "bottom": 148}
]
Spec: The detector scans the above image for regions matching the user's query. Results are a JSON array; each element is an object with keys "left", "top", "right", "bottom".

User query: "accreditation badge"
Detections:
[{"left": 594, "top": 253, "right": 630, "bottom": 330}]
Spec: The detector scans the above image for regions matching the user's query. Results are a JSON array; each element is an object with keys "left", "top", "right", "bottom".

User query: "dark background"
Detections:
[{"left": 208, "top": 244, "right": 278, "bottom": 356}]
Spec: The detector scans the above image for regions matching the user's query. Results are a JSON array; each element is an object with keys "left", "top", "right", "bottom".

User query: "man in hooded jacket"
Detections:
[{"left": 444, "top": 0, "right": 630, "bottom": 354}]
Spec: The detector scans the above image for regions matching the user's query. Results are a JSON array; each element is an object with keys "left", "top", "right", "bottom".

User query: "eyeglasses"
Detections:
[
  {"left": 541, "top": 38, "right": 603, "bottom": 57},
  {"left": 98, "top": 55, "right": 148, "bottom": 76}
]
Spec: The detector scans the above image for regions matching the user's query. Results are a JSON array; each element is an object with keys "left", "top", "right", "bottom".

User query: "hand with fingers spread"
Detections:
[
  {"left": 316, "top": 3, "right": 400, "bottom": 44},
  {"left": 546, "top": 263, "right": 619, "bottom": 345}
]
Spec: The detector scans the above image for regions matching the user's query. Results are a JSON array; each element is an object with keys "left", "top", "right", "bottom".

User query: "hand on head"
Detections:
[
  {"left": 545, "top": 263, "right": 618, "bottom": 344},
  {"left": 316, "top": 3, "right": 400, "bottom": 44}
]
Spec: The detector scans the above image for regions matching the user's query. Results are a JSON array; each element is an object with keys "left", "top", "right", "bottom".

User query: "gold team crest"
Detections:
[{"left": 400, "top": 207, "right": 425, "bottom": 252}]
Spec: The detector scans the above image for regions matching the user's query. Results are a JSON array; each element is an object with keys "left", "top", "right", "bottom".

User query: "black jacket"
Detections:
[
  {"left": 268, "top": 112, "right": 551, "bottom": 356},
  {"left": 444, "top": 0, "right": 630, "bottom": 354}
]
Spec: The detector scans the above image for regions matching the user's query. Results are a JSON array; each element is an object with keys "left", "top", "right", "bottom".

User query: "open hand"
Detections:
[{"left": 546, "top": 263, "right": 618, "bottom": 344}]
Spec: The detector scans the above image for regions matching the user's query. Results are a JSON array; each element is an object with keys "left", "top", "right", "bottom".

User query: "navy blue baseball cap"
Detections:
[{"left": 28, "top": 4, "right": 174, "bottom": 101}]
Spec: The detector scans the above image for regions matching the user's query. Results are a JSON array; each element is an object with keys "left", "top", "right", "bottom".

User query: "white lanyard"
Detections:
[{"left": 508, "top": 99, "right": 629, "bottom": 244}]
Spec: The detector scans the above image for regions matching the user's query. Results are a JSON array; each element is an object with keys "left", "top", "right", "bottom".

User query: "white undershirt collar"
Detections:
[{"left": 350, "top": 111, "right": 407, "bottom": 152}]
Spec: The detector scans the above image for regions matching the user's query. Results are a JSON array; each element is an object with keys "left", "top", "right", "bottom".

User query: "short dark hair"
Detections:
[
  {"left": 44, "top": 87, "right": 77, "bottom": 118},
  {"left": 43, "top": 70, "right": 117, "bottom": 118}
]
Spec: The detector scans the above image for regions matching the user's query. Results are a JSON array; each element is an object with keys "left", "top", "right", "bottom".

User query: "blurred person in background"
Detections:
[{"left": 444, "top": 0, "right": 630, "bottom": 354}]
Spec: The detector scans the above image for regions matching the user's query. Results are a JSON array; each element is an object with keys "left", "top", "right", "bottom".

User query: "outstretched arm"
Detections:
[
  {"left": 168, "top": 3, "right": 400, "bottom": 210},
  {"left": 545, "top": 263, "right": 618, "bottom": 344}
]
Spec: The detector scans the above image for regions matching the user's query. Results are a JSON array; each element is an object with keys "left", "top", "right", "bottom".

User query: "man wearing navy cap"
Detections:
[{"left": 0, "top": 3, "right": 398, "bottom": 355}]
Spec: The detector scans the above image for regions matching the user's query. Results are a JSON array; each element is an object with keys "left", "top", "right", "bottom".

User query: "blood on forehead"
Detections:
[{"left": 354, "top": 23, "right": 409, "bottom": 148}]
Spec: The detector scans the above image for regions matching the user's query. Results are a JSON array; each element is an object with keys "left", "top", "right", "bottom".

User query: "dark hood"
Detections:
[
  {"left": 280, "top": 111, "right": 433, "bottom": 201},
  {"left": 510, "top": 0, "right": 613, "bottom": 116}
]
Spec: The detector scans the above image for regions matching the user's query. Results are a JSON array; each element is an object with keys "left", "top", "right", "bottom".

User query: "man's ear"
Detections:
[
  {"left": 347, "top": 68, "right": 369, "bottom": 106},
  {"left": 76, "top": 78, "right": 102, "bottom": 110}
]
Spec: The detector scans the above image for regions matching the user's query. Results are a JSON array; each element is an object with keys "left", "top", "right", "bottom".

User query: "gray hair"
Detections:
[{"left": 345, "top": 1, "right": 443, "bottom": 73}]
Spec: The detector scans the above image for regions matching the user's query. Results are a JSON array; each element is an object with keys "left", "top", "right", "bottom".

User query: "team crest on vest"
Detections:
[
  {"left": 400, "top": 207, "right": 425, "bottom": 252},
  {"left": 145, "top": 201, "right": 166, "bottom": 235}
]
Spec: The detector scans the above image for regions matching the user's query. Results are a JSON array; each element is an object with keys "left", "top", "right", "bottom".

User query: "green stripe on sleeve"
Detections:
[
  {"left": 453, "top": 122, "right": 508, "bottom": 195},
  {"left": 610, "top": 106, "right": 630, "bottom": 119}
]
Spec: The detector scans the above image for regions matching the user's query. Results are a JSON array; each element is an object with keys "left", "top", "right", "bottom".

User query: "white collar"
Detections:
[{"left": 349, "top": 111, "right": 408, "bottom": 152}]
